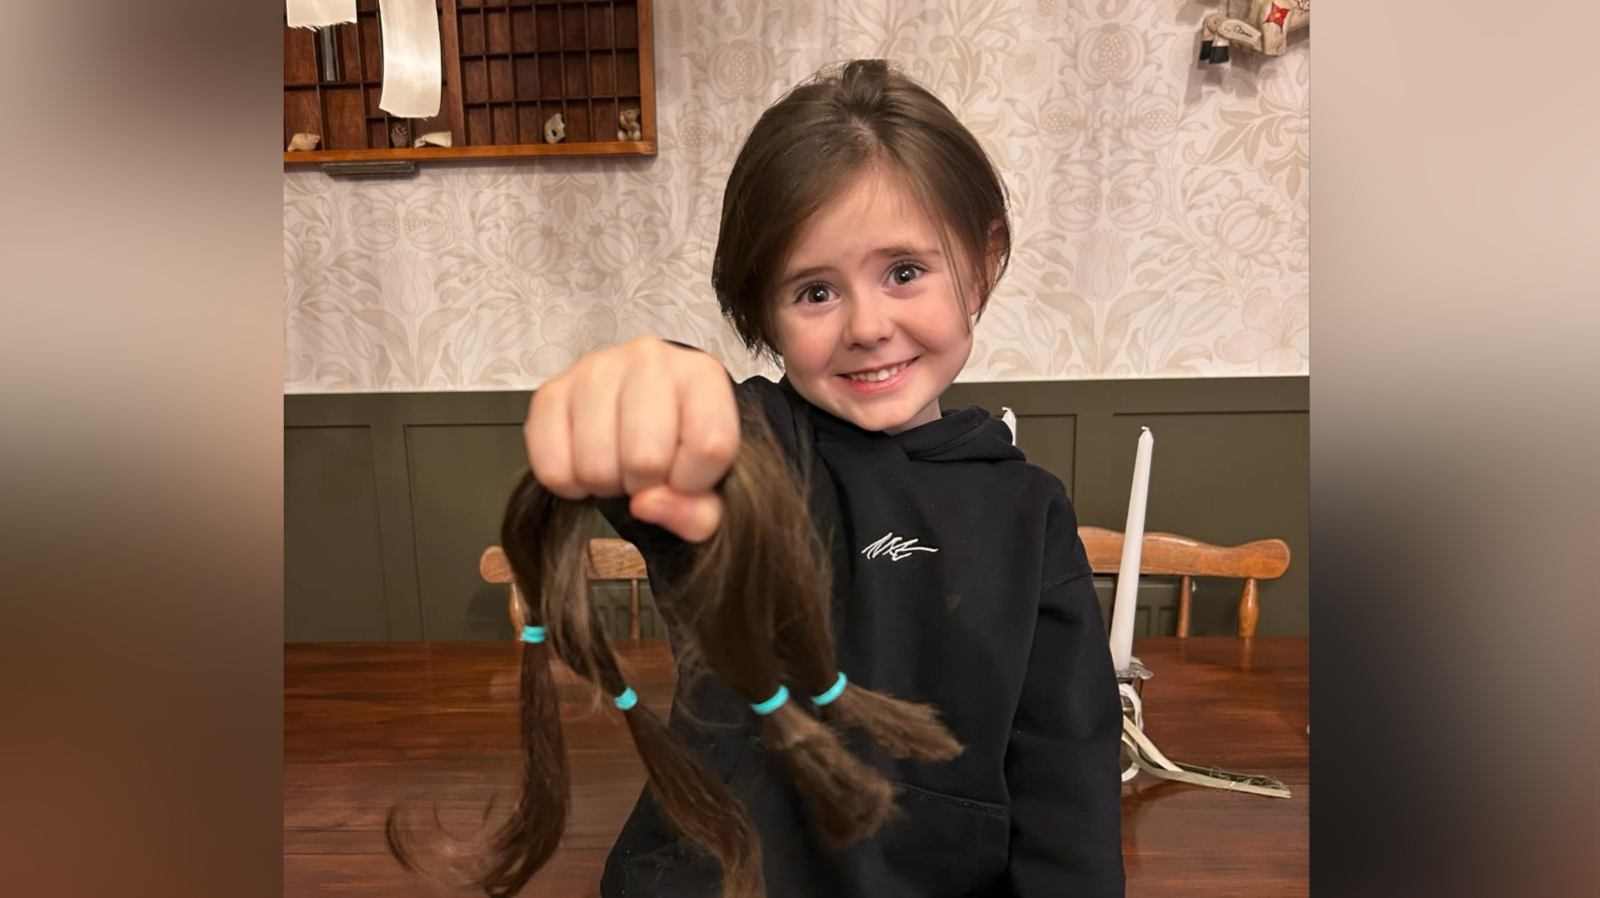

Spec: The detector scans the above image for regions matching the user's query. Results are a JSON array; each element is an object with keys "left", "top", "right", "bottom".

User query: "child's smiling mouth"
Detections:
[{"left": 839, "top": 357, "right": 918, "bottom": 392}]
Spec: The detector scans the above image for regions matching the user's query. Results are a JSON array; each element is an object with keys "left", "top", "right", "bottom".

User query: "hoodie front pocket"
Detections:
[{"left": 873, "top": 781, "right": 1010, "bottom": 897}]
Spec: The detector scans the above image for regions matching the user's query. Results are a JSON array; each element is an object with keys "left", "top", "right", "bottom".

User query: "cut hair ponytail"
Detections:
[
  {"left": 383, "top": 564, "right": 569, "bottom": 898},
  {"left": 388, "top": 392, "right": 963, "bottom": 894}
]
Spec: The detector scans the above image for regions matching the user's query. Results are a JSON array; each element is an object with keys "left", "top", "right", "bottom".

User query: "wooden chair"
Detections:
[
  {"left": 1078, "top": 527, "right": 1290, "bottom": 637},
  {"left": 479, "top": 538, "right": 651, "bottom": 638}
]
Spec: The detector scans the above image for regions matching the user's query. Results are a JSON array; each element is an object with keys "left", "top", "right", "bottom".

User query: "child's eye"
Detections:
[
  {"left": 888, "top": 262, "right": 926, "bottom": 286},
  {"left": 797, "top": 283, "right": 836, "bottom": 305}
]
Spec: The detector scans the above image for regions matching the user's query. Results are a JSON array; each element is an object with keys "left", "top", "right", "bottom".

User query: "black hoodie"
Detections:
[{"left": 597, "top": 375, "right": 1124, "bottom": 898}]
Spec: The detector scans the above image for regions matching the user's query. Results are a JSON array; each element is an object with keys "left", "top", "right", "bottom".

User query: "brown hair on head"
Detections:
[{"left": 712, "top": 58, "right": 1012, "bottom": 362}]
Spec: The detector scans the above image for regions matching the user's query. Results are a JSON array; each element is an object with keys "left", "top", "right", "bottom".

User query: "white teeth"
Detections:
[{"left": 847, "top": 362, "right": 907, "bottom": 382}]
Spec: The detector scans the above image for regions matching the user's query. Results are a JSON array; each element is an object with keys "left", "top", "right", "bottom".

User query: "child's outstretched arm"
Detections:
[
  {"left": 523, "top": 335, "right": 739, "bottom": 544},
  {"left": 1005, "top": 495, "right": 1127, "bottom": 897}
]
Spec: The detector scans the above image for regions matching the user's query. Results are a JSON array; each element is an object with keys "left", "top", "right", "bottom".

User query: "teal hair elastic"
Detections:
[
  {"left": 750, "top": 685, "right": 790, "bottom": 716},
  {"left": 520, "top": 625, "right": 546, "bottom": 643},
  {"left": 613, "top": 687, "right": 639, "bottom": 711},
  {"left": 810, "top": 672, "right": 848, "bottom": 707}
]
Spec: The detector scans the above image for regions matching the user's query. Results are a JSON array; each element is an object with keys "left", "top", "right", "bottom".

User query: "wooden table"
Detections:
[{"left": 286, "top": 638, "right": 1308, "bottom": 896}]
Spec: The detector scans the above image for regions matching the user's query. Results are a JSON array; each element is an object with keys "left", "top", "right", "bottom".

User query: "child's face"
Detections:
[{"left": 771, "top": 165, "right": 977, "bottom": 435}]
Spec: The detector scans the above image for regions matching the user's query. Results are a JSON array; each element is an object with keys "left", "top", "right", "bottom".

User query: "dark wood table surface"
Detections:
[{"left": 285, "top": 637, "right": 1308, "bottom": 896}]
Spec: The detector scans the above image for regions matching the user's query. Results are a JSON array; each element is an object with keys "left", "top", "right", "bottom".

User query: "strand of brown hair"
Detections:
[
  {"left": 383, "top": 587, "right": 569, "bottom": 897},
  {"left": 672, "top": 401, "right": 912, "bottom": 844},
  {"left": 508, "top": 470, "right": 767, "bottom": 896}
]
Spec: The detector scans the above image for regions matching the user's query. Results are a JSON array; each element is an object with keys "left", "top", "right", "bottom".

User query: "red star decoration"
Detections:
[{"left": 1266, "top": 4, "right": 1290, "bottom": 26}]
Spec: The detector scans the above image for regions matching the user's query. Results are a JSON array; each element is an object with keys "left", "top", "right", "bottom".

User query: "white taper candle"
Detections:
[{"left": 1108, "top": 426, "right": 1153, "bottom": 671}]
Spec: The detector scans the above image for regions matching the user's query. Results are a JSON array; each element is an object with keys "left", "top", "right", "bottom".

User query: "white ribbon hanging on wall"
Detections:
[
  {"left": 377, "top": 0, "right": 443, "bottom": 119},
  {"left": 286, "top": 0, "right": 356, "bottom": 29}
]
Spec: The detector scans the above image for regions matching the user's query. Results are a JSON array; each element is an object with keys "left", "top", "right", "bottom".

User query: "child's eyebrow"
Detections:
[
  {"left": 779, "top": 247, "right": 944, "bottom": 287},
  {"left": 866, "top": 246, "right": 942, "bottom": 263},
  {"left": 780, "top": 264, "right": 837, "bottom": 287}
]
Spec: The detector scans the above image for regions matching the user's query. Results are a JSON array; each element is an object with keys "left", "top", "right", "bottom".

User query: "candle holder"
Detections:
[
  {"left": 1116, "top": 658, "right": 1153, "bottom": 783},
  {"left": 1117, "top": 654, "right": 1291, "bottom": 798}
]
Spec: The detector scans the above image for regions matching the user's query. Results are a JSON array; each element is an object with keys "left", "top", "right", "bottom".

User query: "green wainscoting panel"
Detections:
[
  {"left": 284, "top": 426, "right": 392, "bottom": 641},
  {"left": 1013, "top": 413, "right": 1077, "bottom": 499},
  {"left": 286, "top": 376, "right": 1308, "bottom": 641},
  {"left": 406, "top": 424, "right": 531, "bottom": 641},
  {"left": 1089, "top": 578, "right": 1184, "bottom": 639}
]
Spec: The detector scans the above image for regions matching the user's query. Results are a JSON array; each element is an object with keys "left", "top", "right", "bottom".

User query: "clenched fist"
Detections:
[{"left": 524, "top": 336, "right": 739, "bottom": 542}]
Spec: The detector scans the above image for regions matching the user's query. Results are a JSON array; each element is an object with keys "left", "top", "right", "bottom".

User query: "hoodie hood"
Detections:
[{"left": 779, "top": 376, "right": 1023, "bottom": 463}]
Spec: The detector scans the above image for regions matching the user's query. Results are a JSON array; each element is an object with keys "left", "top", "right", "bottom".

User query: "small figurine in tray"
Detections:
[
  {"left": 544, "top": 113, "right": 566, "bottom": 144},
  {"left": 617, "top": 108, "right": 643, "bottom": 141}
]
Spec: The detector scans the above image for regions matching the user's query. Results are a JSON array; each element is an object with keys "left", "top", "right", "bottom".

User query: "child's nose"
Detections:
[{"left": 844, "top": 293, "right": 894, "bottom": 348}]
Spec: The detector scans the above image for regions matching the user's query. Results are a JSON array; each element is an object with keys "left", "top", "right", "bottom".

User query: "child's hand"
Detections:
[{"left": 524, "top": 336, "right": 739, "bottom": 543}]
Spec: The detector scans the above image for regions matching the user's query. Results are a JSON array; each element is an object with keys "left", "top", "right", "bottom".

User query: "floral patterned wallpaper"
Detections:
[{"left": 284, "top": 0, "right": 1308, "bottom": 393}]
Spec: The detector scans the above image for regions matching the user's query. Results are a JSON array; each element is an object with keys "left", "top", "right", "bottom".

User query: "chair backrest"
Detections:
[
  {"left": 484, "top": 528, "right": 1290, "bottom": 638},
  {"left": 479, "top": 538, "right": 650, "bottom": 638},
  {"left": 1077, "top": 526, "right": 1291, "bottom": 637}
]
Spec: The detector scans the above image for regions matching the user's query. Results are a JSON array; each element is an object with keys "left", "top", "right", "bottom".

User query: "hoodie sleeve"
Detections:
[{"left": 1005, "top": 491, "right": 1126, "bottom": 897}]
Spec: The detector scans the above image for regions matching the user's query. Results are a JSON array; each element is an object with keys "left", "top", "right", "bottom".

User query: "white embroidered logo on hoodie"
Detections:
[{"left": 861, "top": 532, "right": 939, "bottom": 562}]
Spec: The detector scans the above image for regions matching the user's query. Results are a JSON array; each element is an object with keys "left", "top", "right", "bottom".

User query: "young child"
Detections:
[{"left": 524, "top": 59, "right": 1124, "bottom": 898}]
